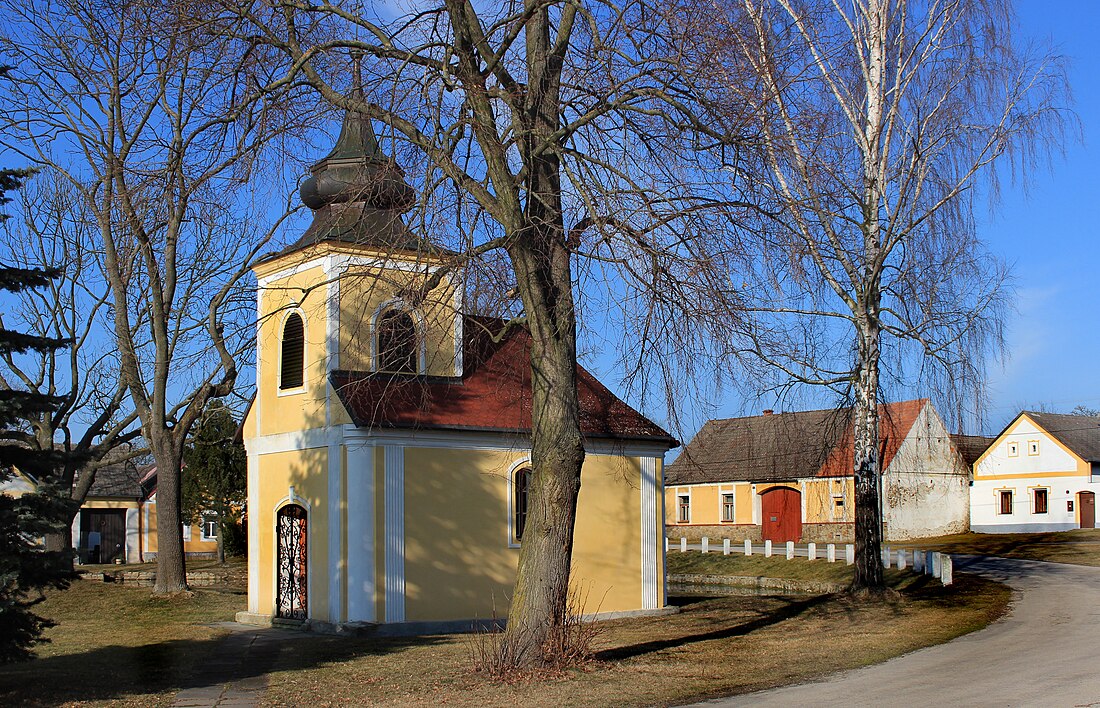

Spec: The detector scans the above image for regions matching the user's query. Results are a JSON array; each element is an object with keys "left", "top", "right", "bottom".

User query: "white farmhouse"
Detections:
[{"left": 972, "top": 411, "right": 1100, "bottom": 533}]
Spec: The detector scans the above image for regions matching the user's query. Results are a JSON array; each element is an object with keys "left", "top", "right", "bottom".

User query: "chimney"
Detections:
[{"left": 763, "top": 409, "right": 774, "bottom": 416}]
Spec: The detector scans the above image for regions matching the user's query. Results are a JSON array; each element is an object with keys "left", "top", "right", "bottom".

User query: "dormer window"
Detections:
[
  {"left": 377, "top": 309, "right": 418, "bottom": 374},
  {"left": 280, "top": 312, "right": 305, "bottom": 390}
]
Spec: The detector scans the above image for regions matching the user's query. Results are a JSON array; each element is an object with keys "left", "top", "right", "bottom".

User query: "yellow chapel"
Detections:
[{"left": 238, "top": 94, "right": 678, "bottom": 632}]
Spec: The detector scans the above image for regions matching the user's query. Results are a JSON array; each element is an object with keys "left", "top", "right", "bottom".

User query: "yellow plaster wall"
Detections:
[
  {"left": 735, "top": 483, "right": 754, "bottom": 524},
  {"left": 337, "top": 266, "right": 459, "bottom": 377},
  {"left": 141, "top": 501, "right": 217, "bottom": 555},
  {"left": 250, "top": 447, "right": 330, "bottom": 619},
  {"left": 403, "top": 448, "right": 647, "bottom": 622},
  {"left": 256, "top": 265, "right": 329, "bottom": 438},
  {"left": 82, "top": 499, "right": 140, "bottom": 510}
]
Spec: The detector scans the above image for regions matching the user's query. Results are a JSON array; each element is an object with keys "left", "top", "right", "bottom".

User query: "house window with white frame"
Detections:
[
  {"left": 1007, "top": 441, "right": 1019, "bottom": 457},
  {"left": 721, "top": 493, "right": 735, "bottom": 522},
  {"left": 677, "top": 494, "right": 690, "bottom": 523},
  {"left": 999, "top": 489, "right": 1013, "bottom": 515},
  {"left": 201, "top": 515, "right": 218, "bottom": 541},
  {"left": 1028, "top": 440, "right": 1040, "bottom": 456},
  {"left": 1033, "top": 488, "right": 1048, "bottom": 515}
]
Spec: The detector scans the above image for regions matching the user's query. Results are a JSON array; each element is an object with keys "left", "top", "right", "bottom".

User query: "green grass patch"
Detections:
[
  {"left": 667, "top": 549, "right": 916, "bottom": 585},
  {"left": 0, "top": 579, "right": 245, "bottom": 707}
]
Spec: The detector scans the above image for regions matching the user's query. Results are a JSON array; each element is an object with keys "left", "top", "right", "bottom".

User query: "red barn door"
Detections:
[{"left": 761, "top": 487, "right": 802, "bottom": 543}]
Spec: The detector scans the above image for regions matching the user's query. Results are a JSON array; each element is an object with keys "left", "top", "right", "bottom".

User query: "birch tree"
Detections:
[
  {"left": 0, "top": 0, "right": 307, "bottom": 593},
  {"left": 222, "top": 0, "right": 767, "bottom": 665},
  {"left": 709, "top": 0, "right": 1070, "bottom": 591}
]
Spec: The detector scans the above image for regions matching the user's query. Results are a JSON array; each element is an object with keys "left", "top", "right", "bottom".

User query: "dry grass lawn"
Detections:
[
  {"left": 894, "top": 529, "right": 1100, "bottom": 567},
  {"left": 0, "top": 565, "right": 1009, "bottom": 707},
  {"left": 261, "top": 573, "right": 1008, "bottom": 707},
  {"left": 0, "top": 578, "right": 244, "bottom": 707}
]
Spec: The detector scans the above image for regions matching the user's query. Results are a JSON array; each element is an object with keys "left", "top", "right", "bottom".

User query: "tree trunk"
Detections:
[
  {"left": 152, "top": 440, "right": 188, "bottom": 594},
  {"left": 850, "top": 319, "right": 885, "bottom": 592},
  {"left": 502, "top": 227, "right": 585, "bottom": 667}
]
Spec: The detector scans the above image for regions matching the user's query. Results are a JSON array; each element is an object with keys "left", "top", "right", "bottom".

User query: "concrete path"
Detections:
[
  {"left": 692, "top": 556, "right": 1100, "bottom": 708},
  {"left": 170, "top": 625, "right": 287, "bottom": 708}
]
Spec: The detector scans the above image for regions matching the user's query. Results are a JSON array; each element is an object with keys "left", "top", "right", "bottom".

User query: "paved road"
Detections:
[{"left": 692, "top": 556, "right": 1100, "bottom": 708}]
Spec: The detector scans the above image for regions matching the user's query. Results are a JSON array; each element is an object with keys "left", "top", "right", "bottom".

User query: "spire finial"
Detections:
[{"left": 350, "top": 48, "right": 365, "bottom": 102}]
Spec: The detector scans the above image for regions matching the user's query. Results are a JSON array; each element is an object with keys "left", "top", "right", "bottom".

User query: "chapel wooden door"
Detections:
[
  {"left": 1080, "top": 492, "right": 1095, "bottom": 529},
  {"left": 276, "top": 504, "right": 308, "bottom": 619},
  {"left": 761, "top": 487, "right": 802, "bottom": 543}
]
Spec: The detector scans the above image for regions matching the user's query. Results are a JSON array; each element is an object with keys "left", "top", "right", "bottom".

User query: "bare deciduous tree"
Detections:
[
  {"left": 222, "top": 0, "right": 768, "bottom": 665},
  {"left": 706, "top": 0, "right": 1071, "bottom": 591},
  {"left": 0, "top": 0, "right": 308, "bottom": 592},
  {"left": 0, "top": 175, "right": 143, "bottom": 561}
]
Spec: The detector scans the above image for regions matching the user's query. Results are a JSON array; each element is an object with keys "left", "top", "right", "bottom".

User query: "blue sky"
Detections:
[{"left": 971, "top": 1, "right": 1100, "bottom": 431}]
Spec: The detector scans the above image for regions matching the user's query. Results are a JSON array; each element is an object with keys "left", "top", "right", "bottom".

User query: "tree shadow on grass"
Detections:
[
  {"left": 597, "top": 594, "right": 833, "bottom": 662},
  {"left": 0, "top": 627, "right": 451, "bottom": 706}
]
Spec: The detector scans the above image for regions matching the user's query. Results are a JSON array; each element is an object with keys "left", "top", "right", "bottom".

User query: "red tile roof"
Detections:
[
  {"left": 816, "top": 399, "right": 927, "bottom": 477},
  {"left": 667, "top": 399, "right": 928, "bottom": 484},
  {"left": 330, "top": 316, "right": 678, "bottom": 447}
]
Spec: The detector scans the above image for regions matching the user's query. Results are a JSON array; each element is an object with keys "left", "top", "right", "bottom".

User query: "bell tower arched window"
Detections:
[
  {"left": 376, "top": 309, "right": 418, "bottom": 374},
  {"left": 280, "top": 312, "right": 305, "bottom": 390}
]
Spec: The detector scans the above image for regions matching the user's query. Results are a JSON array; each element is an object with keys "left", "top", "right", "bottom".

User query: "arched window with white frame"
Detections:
[
  {"left": 280, "top": 312, "right": 305, "bottom": 390},
  {"left": 376, "top": 307, "right": 418, "bottom": 374}
]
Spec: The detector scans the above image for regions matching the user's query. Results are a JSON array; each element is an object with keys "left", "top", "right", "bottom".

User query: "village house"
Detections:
[
  {"left": 0, "top": 459, "right": 219, "bottom": 563},
  {"left": 665, "top": 399, "right": 973, "bottom": 543},
  {"left": 971, "top": 411, "right": 1100, "bottom": 532},
  {"left": 237, "top": 92, "right": 677, "bottom": 631}
]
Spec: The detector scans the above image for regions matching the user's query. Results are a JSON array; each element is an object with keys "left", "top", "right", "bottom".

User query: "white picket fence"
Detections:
[{"left": 666, "top": 536, "right": 953, "bottom": 586}]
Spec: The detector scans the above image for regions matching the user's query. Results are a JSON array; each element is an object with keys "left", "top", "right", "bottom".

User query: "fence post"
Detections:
[
  {"left": 845, "top": 544, "right": 855, "bottom": 565},
  {"left": 897, "top": 549, "right": 907, "bottom": 570},
  {"left": 882, "top": 545, "right": 892, "bottom": 569},
  {"left": 786, "top": 541, "right": 795, "bottom": 560},
  {"left": 827, "top": 543, "right": 836, "bottom": 563},
  {"left": 701, "top": 536, "right": 709, "bottom": 554},
  {"left": 765, "top": 540, "right": 773, "bottom": 557},
  {"left": 914, "top": 549, "right": 924, "bottom": 572},
  {"left": 723, "top": 538, "right": 731, "bottom": 556},
  {"left": 932, "top": 552, "right": 942, "bottom": 578},
  {"left": 665, "top": 536, "right": 669, "bottom": 552},
  {"left": 744, "top": 539, "right": 753, "bottom": 556},
  {"left": 941, "top": 555, "right": 953, "bottom": 586},
  {"left": 807, "top": 542, "right": 817, "bottom": 561},
  {"left": 680, "top": 537, "right": 687, "bottom": 553}
]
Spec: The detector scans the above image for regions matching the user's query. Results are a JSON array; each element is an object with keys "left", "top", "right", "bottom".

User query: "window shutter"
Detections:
[{"left": 280, "top": 313, "right": 305, "bottom": 389}]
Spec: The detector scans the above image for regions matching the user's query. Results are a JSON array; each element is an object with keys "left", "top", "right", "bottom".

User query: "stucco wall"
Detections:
[
  {"left": 403, "top": 448, "right": 651, "bottom": 621},
  {"left": 883, "top": 404, "right": 970, "bottom": 540}
]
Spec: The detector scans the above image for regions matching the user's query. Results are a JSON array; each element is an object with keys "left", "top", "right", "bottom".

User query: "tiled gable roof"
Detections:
[
  {"left": 951, "top": 434, "right": 996, "bottom": 467},
  {"left": 1024, "top": 412, "right": 1100, "bottom": 463},
  {"left": 330, "top": 315, "right": 678, "bottom": 447},
  {"left": 666, "top": 399, "right": 928, "bottom": 485}
]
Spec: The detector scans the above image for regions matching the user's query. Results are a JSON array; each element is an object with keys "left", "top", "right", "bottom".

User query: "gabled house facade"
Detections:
[
  {"left": 665, "top": 399, "right": 972, "bottom": 543},
  {"left": 2, "top": 459, "right": 219, "bottom": 563},
  {"left": 239, "top": 95, "right": 677, "bottom": 631},
  {"left": 971, "top": 411, "right": 1100, "bottom": 533}
]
